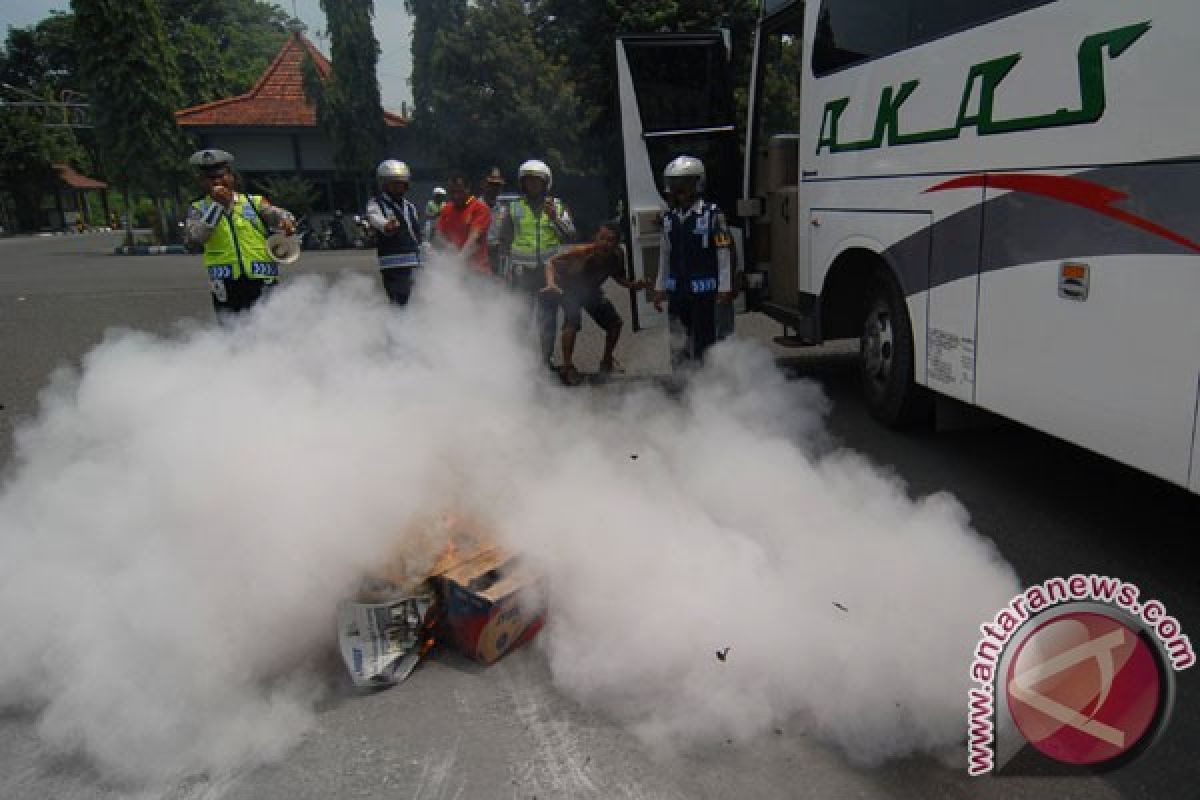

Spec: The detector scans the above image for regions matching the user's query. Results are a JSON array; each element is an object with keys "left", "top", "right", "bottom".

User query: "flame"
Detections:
[{"left": 357, "top": 510, "right": 501, "bottom": 599}]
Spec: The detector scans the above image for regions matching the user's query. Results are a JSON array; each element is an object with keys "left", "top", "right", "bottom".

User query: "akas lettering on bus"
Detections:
[{"left": 817, "top": 21, "right": 1151, "bottom": 155}]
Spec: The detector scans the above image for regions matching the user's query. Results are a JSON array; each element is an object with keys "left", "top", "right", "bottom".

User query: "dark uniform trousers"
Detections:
[
  {"left": 381, "top": 269, "right": 414, "bottom": 305},
  {"left": 510, "top": 264, "right": 559, "bottom": 363},
  {"left": 669, "top": 291, "right": 718, "bottom": 366},
  {"left": 213, "top": 278, "right": 274, "bottom": 318},
  {"left": 664, "top": 202, "right": 724, "bottom": 366}
]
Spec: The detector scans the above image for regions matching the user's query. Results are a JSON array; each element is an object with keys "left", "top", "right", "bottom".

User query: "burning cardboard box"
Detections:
[
  {"left": 435, "top": 548, "right": 546, "bottom": 664},
  {"left": 336, "top": 515, "right": 546, "bottom": 685}
]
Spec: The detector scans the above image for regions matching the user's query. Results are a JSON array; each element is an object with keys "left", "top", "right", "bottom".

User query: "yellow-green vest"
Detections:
[
  {"left": 509, "top": 197, "right": 565, "bottom": 266},
  {"left": 192, "top": 193, "right": 277, "bottom": 281}
]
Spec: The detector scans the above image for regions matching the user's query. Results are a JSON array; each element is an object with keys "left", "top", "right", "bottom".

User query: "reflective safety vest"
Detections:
[
  {"left": 509, "top": 196, "right": 566, "bottom": 267},
  {"left": 192, "top": 193, "right": 277, "bottom": 281}
]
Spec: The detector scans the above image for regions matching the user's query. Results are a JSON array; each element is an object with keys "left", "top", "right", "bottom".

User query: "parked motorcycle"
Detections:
[
  {"left": 352, "top": 214, "right": 374, "bottom": 248},
  {"left": 325, "top": 211, "right": 352, "bottom": 249},
  {"left": 295, "top": 212, "right": 372, "bottom": 250},
  {"left": 296, "top": 216, "right": 318, "bottom": 251}
]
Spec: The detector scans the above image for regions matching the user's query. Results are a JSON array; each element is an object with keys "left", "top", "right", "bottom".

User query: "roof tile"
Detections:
[
  {"left": 176, "top": 33, "right": 406, "bottom": 128},
  {"left": 54, "top": 163, "right": 107, "bottom": 190}
]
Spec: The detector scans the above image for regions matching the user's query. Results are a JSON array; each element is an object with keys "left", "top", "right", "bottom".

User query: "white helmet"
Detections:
[
  {"left": 663, "top": 155, "right": 705, "bottom": 191},
  {"left": 376, "top": 159, "right": 411, "bottom": 182},
  {"left": 433, "top": 186, "right": 446, "bottom": 198},
  {"left": 518, "top": 159, "right": 553, "bottom": 190}
]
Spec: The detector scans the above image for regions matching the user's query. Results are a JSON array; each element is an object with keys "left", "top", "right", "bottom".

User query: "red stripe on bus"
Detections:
[{"left": 926, "top": 173, "right": 1200, "bottom": 254}]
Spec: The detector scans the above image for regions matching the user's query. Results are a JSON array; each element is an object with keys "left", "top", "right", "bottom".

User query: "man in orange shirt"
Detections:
[{"left": 434, "top": 172, "right": 492, "bottom": 274}]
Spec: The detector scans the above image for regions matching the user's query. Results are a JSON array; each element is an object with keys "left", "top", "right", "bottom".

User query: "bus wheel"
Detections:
[{"left": 860, "top": 269, "right": 929, "bottom": 427}]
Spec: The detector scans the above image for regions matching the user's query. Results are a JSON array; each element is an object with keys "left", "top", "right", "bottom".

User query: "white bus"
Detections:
[{"left": 617, "top": 0, "right": 1200, "bottom": 494}]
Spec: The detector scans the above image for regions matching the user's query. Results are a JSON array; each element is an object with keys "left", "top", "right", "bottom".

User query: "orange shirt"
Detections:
[{"left": 436, "top": 197, "right": 492, "bottom": 273}]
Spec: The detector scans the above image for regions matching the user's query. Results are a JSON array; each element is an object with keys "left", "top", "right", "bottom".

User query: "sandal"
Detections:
[
  {"left": 559, "top": 364, "right": 582, "bottom": 386},
  {"left": 598, "top": 357, "right": 624, "bottom": 375}
]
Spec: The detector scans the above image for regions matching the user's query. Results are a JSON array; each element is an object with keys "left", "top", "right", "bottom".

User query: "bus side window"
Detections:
[
  {"left": 813, "top": 0, "right": 1056, "bottom": 76},
  {"left": 909, "top": 0, "right": 1056, "bottom": 44},
  {"left": 812, "top": 0, "right": 908, "bottom": 77}
]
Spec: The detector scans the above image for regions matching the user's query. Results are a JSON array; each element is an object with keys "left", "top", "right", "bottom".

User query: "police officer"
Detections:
[
  {"left": 365, "top": 160, "right": 423, "bottom": 305},
  {"left": 499, "top": 159, "right": 576, "bottom": 368},
  {"left": 185, "top": 149, "right": 295, "bottom": 316},
  {"left": 653, "top": 155, "right": 734, "bottom": 366}
]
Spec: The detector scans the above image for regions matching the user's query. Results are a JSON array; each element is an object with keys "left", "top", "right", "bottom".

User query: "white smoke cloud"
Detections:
[{"left": 0, "top": 257, "right": 1019, "bottom": 787}]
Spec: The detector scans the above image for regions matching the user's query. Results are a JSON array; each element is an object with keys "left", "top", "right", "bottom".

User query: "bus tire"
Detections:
[{"left": 860, "top": 268, "right": 929, "bottom": 428}]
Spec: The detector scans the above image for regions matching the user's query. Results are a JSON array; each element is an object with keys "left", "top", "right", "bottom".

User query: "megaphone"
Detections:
[{"left": 267, "top": 232, "right": 300, "bottom": 264}]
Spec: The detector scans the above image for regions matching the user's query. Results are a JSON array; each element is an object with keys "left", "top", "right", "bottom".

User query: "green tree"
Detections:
[
  {"left": 160, "top": 0, "right": 299, "bottom": 106},
  {"left": 307, "top": 0, "right": 387, "bottom": 176},
  {"left": 255, "top": 173, "right": 320, "bottom": 217},
  {"left": 72, "top": 0, "right": 189, "bottom": 243},
  {"left": 0, "top": 12, "right": 78, "bottom": 95},
  {"left": 0, "top": 109, "right": 82, "bottom": 231},
  {"left": 3, "top": 3, "right": 300, "bottom": 111},
  {"left": 420, "top": 0, "right": 582, "bottom": 177},
  {"left": 403, "top": 0, "right": 465, "bottom": 130}
]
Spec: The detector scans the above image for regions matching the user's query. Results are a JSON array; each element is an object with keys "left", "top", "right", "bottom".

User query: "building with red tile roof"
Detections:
[
  {"left": 176, "top": 32, "right": 406, "bottom": 130},
  {"left": 176, "top": 32, "right": 410, "bottom": 217},
  {"left": 39, "top": 164, "right": 110, "bottom": 231}
]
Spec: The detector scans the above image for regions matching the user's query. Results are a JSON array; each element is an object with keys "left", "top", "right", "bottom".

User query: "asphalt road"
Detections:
[{"left": 0, "top": 233, "right": 1195, "bottom": 799}]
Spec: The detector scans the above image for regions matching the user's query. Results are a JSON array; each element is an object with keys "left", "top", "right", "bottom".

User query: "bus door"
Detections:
[
  {"left": 615, "top": 33, "right": 739, "bottom": 331},
  {"left": 740, "top": 3, "right": 808, "bottom": 336}
]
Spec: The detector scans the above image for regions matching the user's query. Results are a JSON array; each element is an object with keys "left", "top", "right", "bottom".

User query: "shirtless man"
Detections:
[{"left": 542, "top": 222, "right": 648, "bottom": 385}]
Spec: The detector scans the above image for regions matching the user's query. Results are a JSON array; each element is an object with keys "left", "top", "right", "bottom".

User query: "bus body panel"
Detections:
[
  {"left": 976, "top": 253, "right": 1199, "bottom": 485},
  {"left": 925, "top": 193, "right": 984, "bottom": 405},
  {"left": 1191, "top": 384, "right": 1200, "bottom": 493}
]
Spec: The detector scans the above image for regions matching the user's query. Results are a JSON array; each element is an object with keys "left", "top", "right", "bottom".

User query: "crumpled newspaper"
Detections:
[{"left": 338, "top": 586, "right": 437, "bottom": 687}]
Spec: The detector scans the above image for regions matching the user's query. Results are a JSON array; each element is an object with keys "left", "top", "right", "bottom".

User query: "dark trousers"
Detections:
[
  {"left": 668, "top": 292, "right": 718, "bottom": 366},
  {"left": 380, "top": 268, "right": 414, "bottom": 305},
  {"left": 487, "top": 245, "right": 506, "bottom": 278},
  {"left": 511, "top": 265, "right": 559, "bottom": 363},
  {"left": 211, "top": 277, "right": 273, "bottom": 317},
  {"left": 716, "top": 298, "right": 735, "bottom": 341}
]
